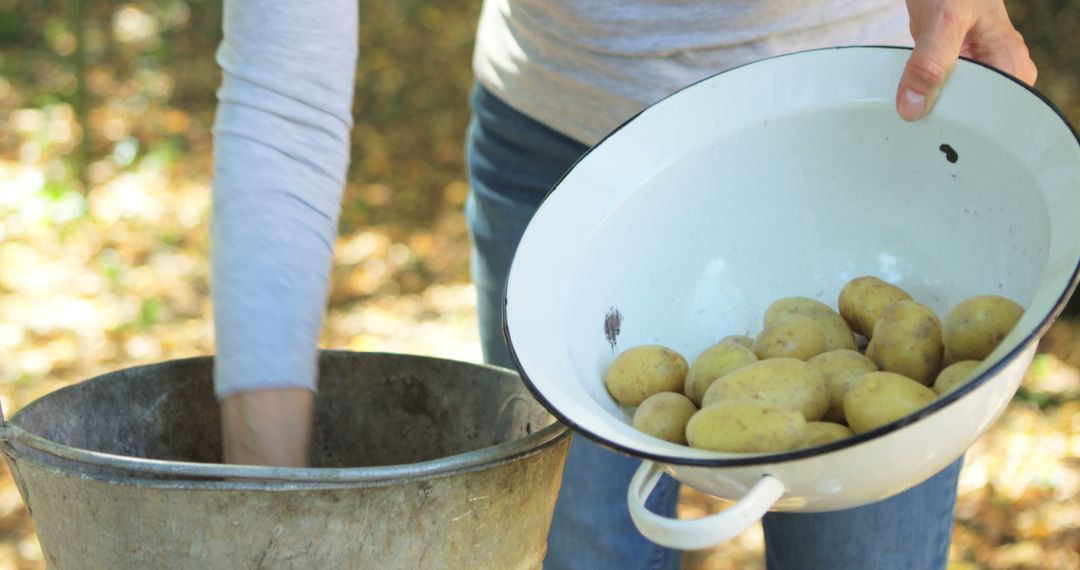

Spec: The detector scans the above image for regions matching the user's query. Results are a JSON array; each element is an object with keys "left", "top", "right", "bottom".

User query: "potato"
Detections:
[
  {"left": 943, "top": 295, "right": 1024, "bottom": 362},
  {"left": 843, "top": 371, "right": 937, "bottom": 434},
  {"left": 808, "top": 349, "right": 879, "bottom": 423},
  {"left": 754, "top": 315, "right": 828, "bottom": 361},
  {"left": 702, "top": 357, "right": 829, "bottom": 421},
  {"left": 686, "top": 399, "right": 807, "bottom": 453},
  {"left": 866, "top": 300, "right": 944, "bottom": 386},
  {"left": 838, "top": 276, "right": 913, "bottom": 337},
  {"left": 798, "top": 422, "right": 855, "bottom": 449},
  {"left": 764, "top": 297, "right": 857, "bottom": 352},
  {"left": 719, "top": 335, "right": 754, "bottom": 350},
  {"left": 933, "top": 360, "right": 981, "bottom": 396},
  {"left": 632, "top": 392, "right": 698, "bottom": 444},
  {"left": 605, "top": 345, "right": 689, "bottom": 406},
  {"left": 684, "top": 340, "right": 758, "bottom": 406}
]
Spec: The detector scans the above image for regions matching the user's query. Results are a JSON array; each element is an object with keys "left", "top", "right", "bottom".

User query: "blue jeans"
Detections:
[{"left": 464, "top": 85, "right": 961, "bottom": 570}]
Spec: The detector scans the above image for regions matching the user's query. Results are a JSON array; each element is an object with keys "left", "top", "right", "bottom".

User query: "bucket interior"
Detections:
[{"left": 9, "top": 352, "right": 556, "bottom": 470}]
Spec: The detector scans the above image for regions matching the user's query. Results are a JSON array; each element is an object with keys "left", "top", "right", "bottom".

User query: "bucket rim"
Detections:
[
  {"left": 0, "top": 351, "right": 572, "bottom": 488},
  {"left": 1, "top": 421, "right": 570, "bottom": 491}
]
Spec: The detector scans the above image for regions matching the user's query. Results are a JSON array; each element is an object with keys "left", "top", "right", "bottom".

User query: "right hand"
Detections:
[{"left": 896, "top": 0, "right": 1037, "bottom": 121}]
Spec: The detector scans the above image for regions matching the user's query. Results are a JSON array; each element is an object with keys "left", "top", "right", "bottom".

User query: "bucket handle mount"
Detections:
[{"left": 0, "top": 399, "right": 10, "bottom": 441}]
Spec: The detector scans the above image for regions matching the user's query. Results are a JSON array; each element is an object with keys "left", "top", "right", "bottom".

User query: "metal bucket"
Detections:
[{"left": 0, "top": 351, "right": 571, "bottom": 569}]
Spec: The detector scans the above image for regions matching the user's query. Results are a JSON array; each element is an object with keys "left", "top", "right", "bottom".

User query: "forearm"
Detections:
[
  {"left": 212, "top": 0, "right": 359, "bottom": 400},
  {"left": 220, "top": 388, "right": 315, "bottom": 467}
]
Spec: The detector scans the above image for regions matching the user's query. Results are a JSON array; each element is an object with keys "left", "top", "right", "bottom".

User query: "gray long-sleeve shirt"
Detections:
[
  {"left": 211, "top": 0, "right": 908, "bottom": 398},
  {"left": 474, "top": 0, "right": 909, "bottom": 144},
  {"left": 212, "top": 0, "right": 357, "bottom": 399}
]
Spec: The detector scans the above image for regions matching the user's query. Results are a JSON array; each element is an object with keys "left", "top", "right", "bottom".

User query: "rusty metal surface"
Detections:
[{"left": 0, "top": 352, "right": 571, "bottom": 568}]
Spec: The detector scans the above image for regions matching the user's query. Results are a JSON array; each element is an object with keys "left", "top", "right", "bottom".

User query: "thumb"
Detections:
[{"left": 897, "top": 10, "right": 970, "bottom": 121}]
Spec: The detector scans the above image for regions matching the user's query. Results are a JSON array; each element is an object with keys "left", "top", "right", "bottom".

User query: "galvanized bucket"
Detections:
[{"left": 0, "top": 351, "right": 571, "bottom": 569}]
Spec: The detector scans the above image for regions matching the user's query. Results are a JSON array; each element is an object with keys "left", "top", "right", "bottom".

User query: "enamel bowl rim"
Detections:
[{"left": 502, "top": 45, "right": 1080, "bottom": 468}]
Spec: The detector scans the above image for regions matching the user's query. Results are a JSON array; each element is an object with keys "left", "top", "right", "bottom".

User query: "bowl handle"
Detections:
[{"left": 627, "top": 460, "right": 785, "bottom": 550}]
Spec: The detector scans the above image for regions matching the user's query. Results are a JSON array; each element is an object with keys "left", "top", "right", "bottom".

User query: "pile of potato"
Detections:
[{"left": 604, "top": 276, "right": 1025, "bottom": 453}]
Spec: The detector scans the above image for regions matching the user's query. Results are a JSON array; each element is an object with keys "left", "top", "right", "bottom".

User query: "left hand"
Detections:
[{"left": 897, "top": 0, "right": 1038, "bottom": 121}]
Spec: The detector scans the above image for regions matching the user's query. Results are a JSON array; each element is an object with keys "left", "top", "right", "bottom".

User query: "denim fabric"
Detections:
[
  {"left": 762, "top": 458, "right": 961, "bottom": 569},
  {"left": 464, "top": 84, "right": 960, "bottom": 570}
]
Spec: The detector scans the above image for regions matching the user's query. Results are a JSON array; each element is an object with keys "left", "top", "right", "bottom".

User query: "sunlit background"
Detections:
[{"left": 0, "top": 1, "right": 1077, "bottom": 568}]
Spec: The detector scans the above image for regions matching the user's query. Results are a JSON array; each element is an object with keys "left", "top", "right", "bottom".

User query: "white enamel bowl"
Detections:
[{"left": 503, "top": 47, "right": 1080, "bottom": 549}]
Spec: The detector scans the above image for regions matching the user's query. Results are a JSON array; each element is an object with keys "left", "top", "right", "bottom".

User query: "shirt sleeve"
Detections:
[{"left": 210, "top": 0, "right": 358, "bottom": 399}]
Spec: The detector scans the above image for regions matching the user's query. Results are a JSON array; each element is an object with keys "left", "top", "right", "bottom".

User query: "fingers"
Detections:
[
  {"left": 971, "top": 29, "right": 1038, "bottom": 85},
  {"left": 897, "top": 0, "right": 1038, "bottom": 122},
  {"left": 897, "top": 4, "right": 972, "bottom": 121}
]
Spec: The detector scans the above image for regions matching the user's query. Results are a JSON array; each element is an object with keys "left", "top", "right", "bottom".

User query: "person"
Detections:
[{"left": 210, "top": 0, "right": 1036, "bottom": 567}]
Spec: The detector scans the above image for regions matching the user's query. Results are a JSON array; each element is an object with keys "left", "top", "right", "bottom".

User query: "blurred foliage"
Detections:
[
  {"left": 1007, "top": 0, "right": 1080, "bottom": 125},
  {"left": 0, "top": 0, "right": 1076, "bottom": 568},
  {"left": 0, "top": 1, "right": 481, "bottom": 567}
]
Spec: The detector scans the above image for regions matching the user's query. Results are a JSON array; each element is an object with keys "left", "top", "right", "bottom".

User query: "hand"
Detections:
[
  {"left": 221, "top": 388, "right": 315, "bottom": 467},
  {"left": 897, "top": 0, "right": 1037, "bottom": 121}
]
